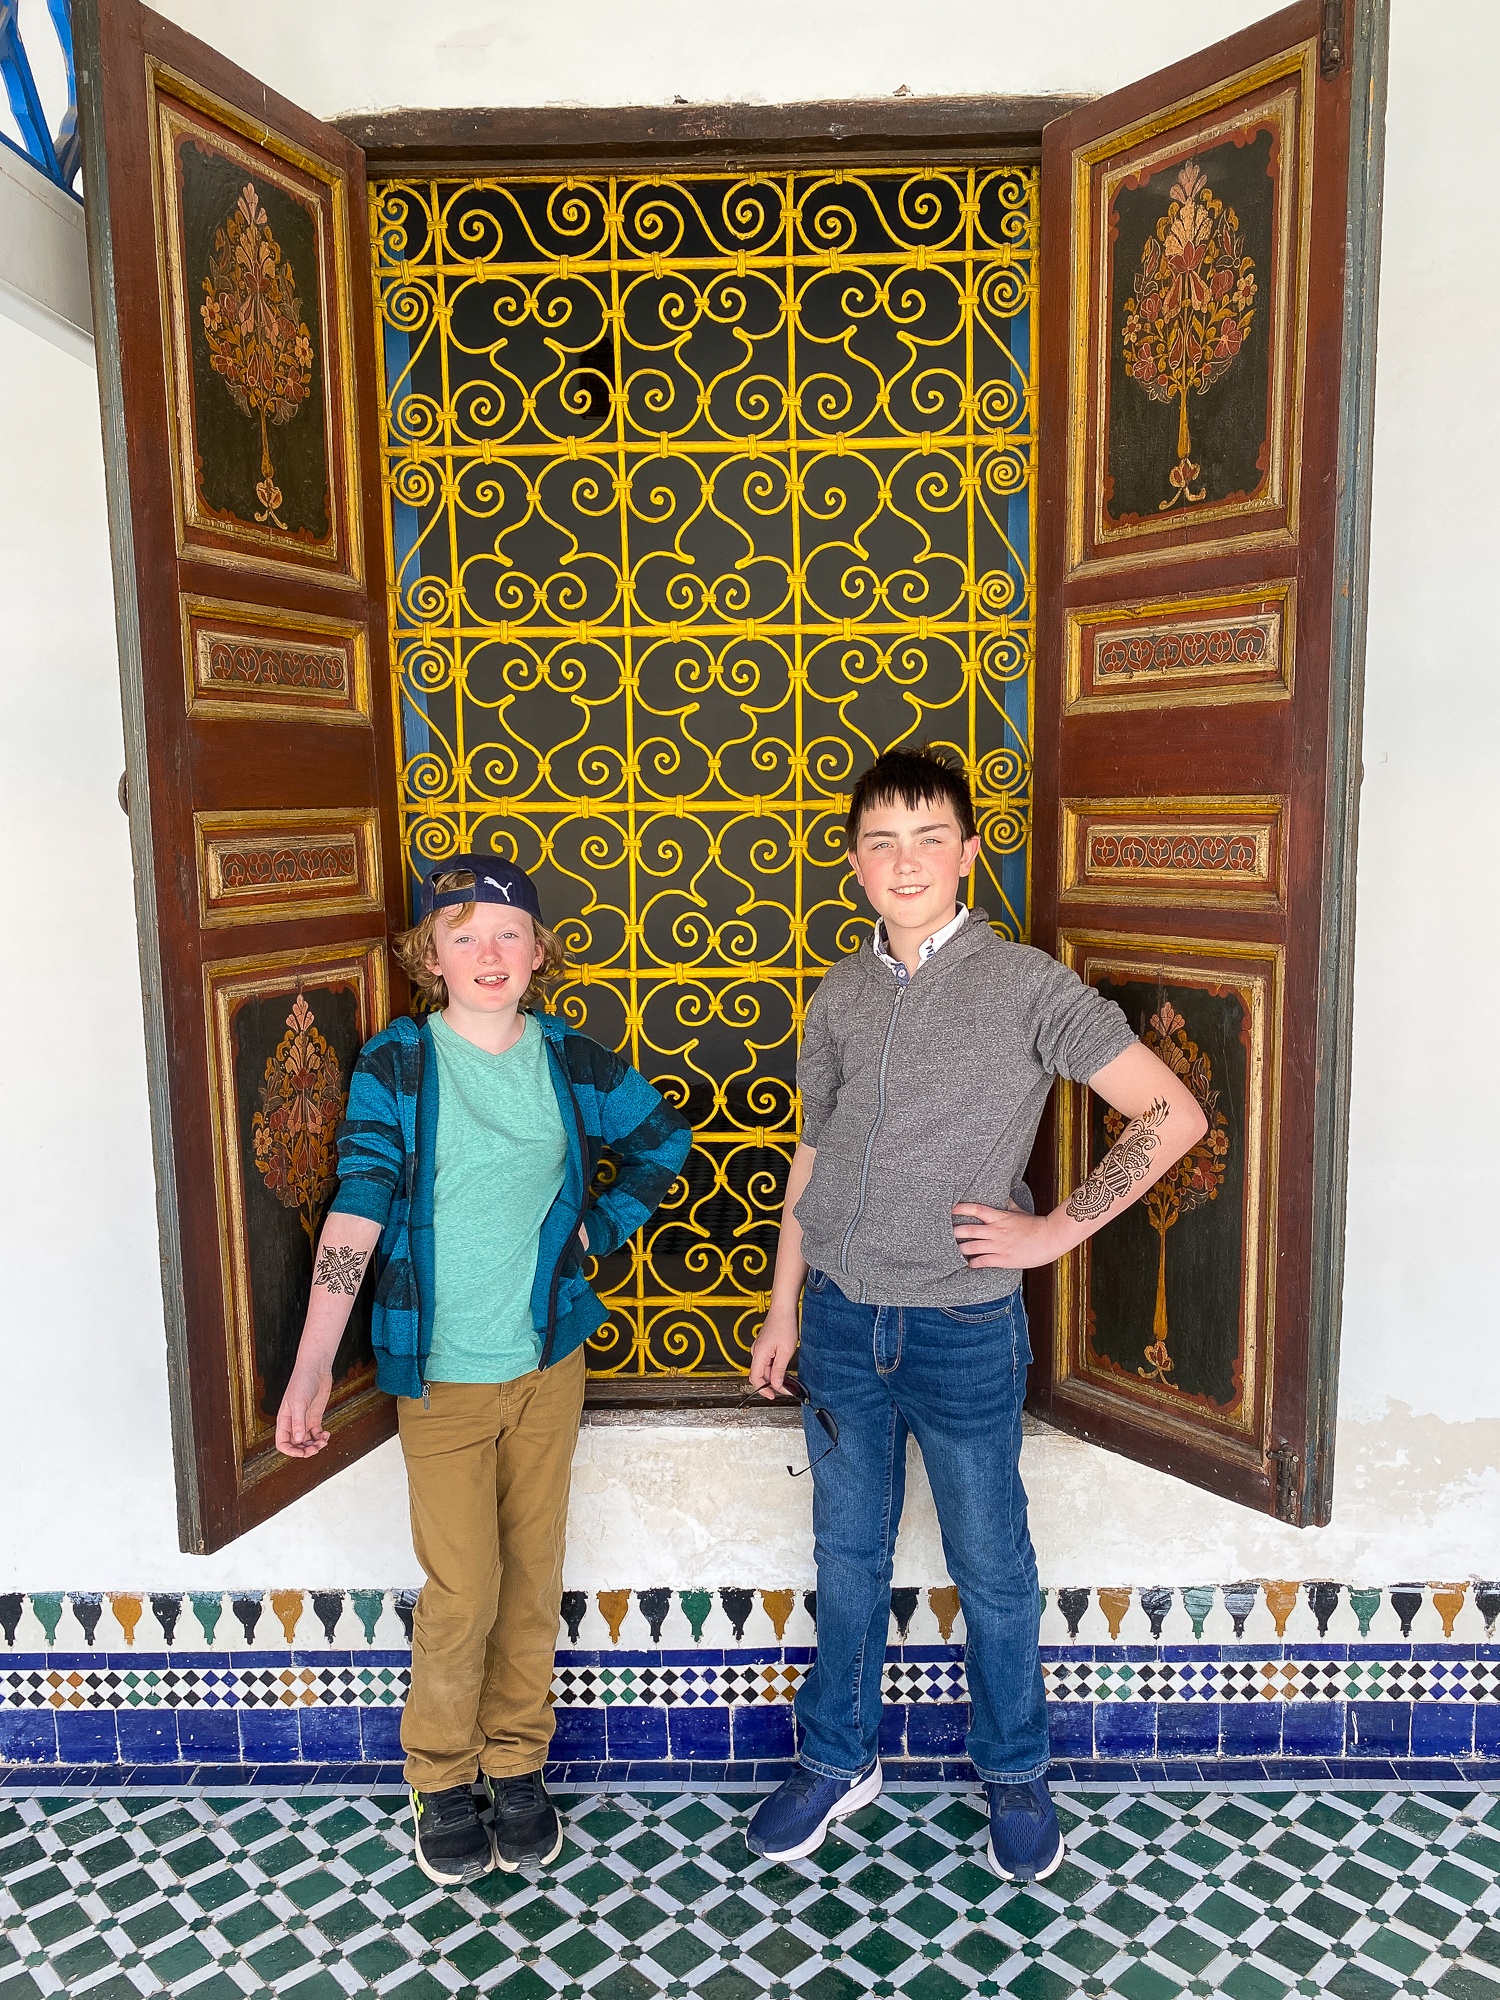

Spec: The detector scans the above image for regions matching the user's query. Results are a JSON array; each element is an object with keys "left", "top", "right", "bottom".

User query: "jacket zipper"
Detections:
[
  {"left": 839, "top": 979, "right": 905, "bottom": 1302},
  {"left": 540, "top": 1053, "right": 590, "bottom": 1372},
  {"left": 412, "top": 1031, "right": 430, "bottom": 1407}
]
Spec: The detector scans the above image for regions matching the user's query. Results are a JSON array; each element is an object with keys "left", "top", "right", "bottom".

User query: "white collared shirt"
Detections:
[{"left": 871, "top": 903, "right": 969, "bottom": 985}]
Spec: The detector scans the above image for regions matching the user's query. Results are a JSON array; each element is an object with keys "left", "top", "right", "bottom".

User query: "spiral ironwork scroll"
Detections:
[{"left": 372, "top": 166, "right": 1038, "bottom": 1377}]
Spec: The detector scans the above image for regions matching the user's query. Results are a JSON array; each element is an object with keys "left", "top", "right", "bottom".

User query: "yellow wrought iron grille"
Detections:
[{"left": 372, "top": 165, "right": 1038, "bottom": 1378}]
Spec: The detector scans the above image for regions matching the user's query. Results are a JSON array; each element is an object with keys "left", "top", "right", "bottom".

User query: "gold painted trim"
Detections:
[
  {"left": 202, "top": 939, "right": 389, "bottom": 1486},
  {"left": 1053, "top": 928, "right": 1284, "bottom": 1458},
  {"left": 182, "top": 594, "right": 372, "bottom": 725},
  {"left": 1064, "top": 581, "right": 1295, "bottom": 715},
  {"left": 1066, "top": 42, "right": 1317, "bottom": 577},
  {"left": 1089, "top": 81, "right": 1305, "bottom": 552},
  {"left": 194, "top": 807, "right": 384, "bottom": 929},
  {"left": 147, "top": 59, "right": 364, "bottom": 590},
  {"left": 1060, "top": 794, "right": 1286, "bottom": 912}
]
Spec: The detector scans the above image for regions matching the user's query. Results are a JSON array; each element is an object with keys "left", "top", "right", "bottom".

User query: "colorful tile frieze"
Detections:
[
  {"left": 1, "top": 1581, "right": 1498, "bottom": 1652},
  {"left": 2, "top": 1584, "right": 1500, "bottom": 1774},
  {"left": 3, "top": 1652, "right": 1500, "bottom": 1720},
  {"left": 0, "top": 1583, "right": 1493, "bottom": 1741}
]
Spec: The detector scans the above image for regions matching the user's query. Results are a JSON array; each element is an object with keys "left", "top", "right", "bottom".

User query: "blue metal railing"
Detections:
[{"left": 0, "top": 0, "right": 79, "bottom": 197}]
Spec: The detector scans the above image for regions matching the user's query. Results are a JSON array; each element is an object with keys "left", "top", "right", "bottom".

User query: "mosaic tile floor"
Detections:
[{"left": 3, "top": 1784, "right": 1500, "bottom": 1999}]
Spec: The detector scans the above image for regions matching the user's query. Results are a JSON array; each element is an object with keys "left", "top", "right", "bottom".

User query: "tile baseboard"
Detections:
[{"left": 3, "top": 1637, "right": 1498, "bottom": 1774}]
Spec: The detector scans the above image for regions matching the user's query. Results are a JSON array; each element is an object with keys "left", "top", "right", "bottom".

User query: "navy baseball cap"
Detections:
[{"left": 420, "top": 853, "right": 542, "bottom": 923}]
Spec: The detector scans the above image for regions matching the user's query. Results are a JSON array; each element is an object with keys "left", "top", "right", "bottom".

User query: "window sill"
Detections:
[{"left": 582, "top": 1379, "right": 800, "bottom": 1427}]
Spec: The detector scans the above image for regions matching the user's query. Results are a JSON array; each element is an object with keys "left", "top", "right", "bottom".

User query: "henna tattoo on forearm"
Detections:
[
  {"left": 1066, "top": 1098, "right": 1171, "bottom": 1223},
  {"left": 313, "top": 1244, "right": 370, "bottom": 1297}
]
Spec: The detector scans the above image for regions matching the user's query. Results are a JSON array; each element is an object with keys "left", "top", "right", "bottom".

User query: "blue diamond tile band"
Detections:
[{"left": 1, "top": 1584, "right": 1497, "bottom": 1777}]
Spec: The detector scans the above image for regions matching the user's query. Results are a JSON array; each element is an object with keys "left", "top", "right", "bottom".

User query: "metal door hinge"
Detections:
[
  {"left": 1321, "top": 0, "right": 1347, "bottom": 77},
  {"left": 1269, "top": 1441, "right": 1302, "bottom": 1522}
]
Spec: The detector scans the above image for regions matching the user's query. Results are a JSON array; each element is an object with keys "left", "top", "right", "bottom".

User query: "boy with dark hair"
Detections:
[
  {"left": 277, "top": 856, "right": 691, "bottom": 1887},
  {"left": 748, "top": 747, "right": 1207, "bottom": 1880}
]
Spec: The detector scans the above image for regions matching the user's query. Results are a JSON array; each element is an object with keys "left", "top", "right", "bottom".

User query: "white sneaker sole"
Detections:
[
  {"left": 493, "top": 1817, "right": 565, "bottom": 1873},
  {"left": 755, "top": 1762, "right": 885, "bottom": 1863},
  {"left": 411, "top": 1822, "right": 496, "bottom": 1887},
  {"left": 987, "top": 1829, "right": 1065, "bottom": 1884}
]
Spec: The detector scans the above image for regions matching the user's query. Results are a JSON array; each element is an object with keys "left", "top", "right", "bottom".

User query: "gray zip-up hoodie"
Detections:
[{"left": 794, "top": 908, "right": 1135, "bottom": 1306}]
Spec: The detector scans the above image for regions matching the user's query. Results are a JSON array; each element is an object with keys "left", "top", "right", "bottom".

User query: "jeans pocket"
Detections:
[
  {"left": 939, "top": 1297, "right": 1010, "bottom": 1323},
  {"left": 804, "top": 1266, "right": 830, "bottom": 1295},
  {"left": 1016, "top": 1288, "right": 1040, "bottom": 1368},
  {"left": 1012, "top": 1293, "right": 1033, "bottom": 1375}
]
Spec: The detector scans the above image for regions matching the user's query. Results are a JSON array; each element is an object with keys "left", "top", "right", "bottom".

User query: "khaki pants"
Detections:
[{"left": 396, "top": 1347, "right": 585, "bottom": 1793}]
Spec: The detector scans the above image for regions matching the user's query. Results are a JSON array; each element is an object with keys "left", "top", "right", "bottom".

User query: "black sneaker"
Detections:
[
  {"left": 410, "top": 1783, "right": 494, "bottom": 1887},
  {"left": 485, "top": 1770, "right": 563, "bottom": 1870}
]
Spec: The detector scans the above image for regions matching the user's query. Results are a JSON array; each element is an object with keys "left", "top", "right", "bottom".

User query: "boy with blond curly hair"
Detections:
[{"left": 278, "top": 855, "right": 690, "bottom": 1885}]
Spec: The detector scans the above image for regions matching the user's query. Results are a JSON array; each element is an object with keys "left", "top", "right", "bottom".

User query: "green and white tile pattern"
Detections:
[{"left": 4, "top": 1785, "right": 1500, "bottom": 1998}]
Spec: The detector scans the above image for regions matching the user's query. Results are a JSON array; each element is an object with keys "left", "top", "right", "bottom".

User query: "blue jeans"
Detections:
[{"left": 793, "top": 1270, "right": 1049, "bottom": 1784}]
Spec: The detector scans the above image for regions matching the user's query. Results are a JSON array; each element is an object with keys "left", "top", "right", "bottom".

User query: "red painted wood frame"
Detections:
[
  {"left": 75, "top": 0, "right": 405, "bottom": 1551},
  {"left": 1029, "top": 0, "right": 1383, "bottom": 1524}
]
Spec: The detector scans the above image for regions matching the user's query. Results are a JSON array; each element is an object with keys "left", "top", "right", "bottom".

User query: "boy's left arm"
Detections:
[
  {"left": 953, "top": 1041, "right": 1208, "bottom": 1271},
  {"left": 583, "top": 1057, "right": 693, "bottom": 1257}
]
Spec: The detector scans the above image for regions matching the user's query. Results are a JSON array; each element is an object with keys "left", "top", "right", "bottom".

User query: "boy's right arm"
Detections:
[
  {"left": 276, "top": 1216, "right": 384, "bottom": 1457},
  {"left": 747, "top": 1142, "right": 817, "bottom": 1397},
  {"left": 276, "top": 1041, "right": 405, "bottom": 1459}
]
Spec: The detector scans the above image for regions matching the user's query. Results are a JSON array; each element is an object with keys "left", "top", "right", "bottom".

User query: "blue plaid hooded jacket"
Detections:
[{"left": 328, "top": 1012, "right": 692, "bottom": 1399}]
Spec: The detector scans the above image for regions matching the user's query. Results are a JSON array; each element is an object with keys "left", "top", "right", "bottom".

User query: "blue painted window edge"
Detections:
[{"left": 0, "top": 0, "right": 81, "bottom": 200}]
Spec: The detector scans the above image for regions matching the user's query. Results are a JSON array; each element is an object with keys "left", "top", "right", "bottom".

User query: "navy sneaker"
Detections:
[
  {"left": 745, "top": 1761, "right": 883, "bottom": 1862},
  {"left": 986, "top": 1778, "right": 1064, "bottom": 1882}
]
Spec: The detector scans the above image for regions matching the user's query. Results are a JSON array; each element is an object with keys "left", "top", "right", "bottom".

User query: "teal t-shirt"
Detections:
[{"left": 426, "top": 1011, "right": 569, "bottom": 1384}]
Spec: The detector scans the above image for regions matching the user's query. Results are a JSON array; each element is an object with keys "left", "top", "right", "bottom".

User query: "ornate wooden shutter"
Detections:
[
  {"left": 75, "top": 0, "right": 405, "bottom": 1550},
  {"left": 1030, "top": 0, "right": 1384, "bottom": 1524}
]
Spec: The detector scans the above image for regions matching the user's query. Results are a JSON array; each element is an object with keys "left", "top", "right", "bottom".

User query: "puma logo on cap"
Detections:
[{"left": 421, "top": 853, "right": 542, "bottom": 923}]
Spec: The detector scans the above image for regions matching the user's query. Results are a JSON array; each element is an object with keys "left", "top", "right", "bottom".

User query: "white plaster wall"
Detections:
[
  {"left": 1, "top": 0, "right": 1496, "bottom": 1592},
  {"left": 0, "top": 309, "right": 416, "bottom": 1588},
  {"left": 145, "top": 0, "right": 1280, "bottom": 118},
  {"left": 0, "top": 148, "right": 93, "bottom": 361},
  {"left": 1338, "top": 1, "right": 1500, "bottom": 1431}
]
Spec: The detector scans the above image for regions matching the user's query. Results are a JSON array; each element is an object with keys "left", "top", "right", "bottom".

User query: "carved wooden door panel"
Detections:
[
  {"left": 1030, "top": 0, "right": 1379, "bottom": 1523},
  {"left": 75, "top": 0, "right": 405, "bottom": 1550}
]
